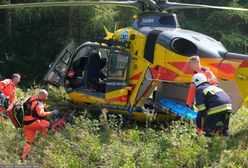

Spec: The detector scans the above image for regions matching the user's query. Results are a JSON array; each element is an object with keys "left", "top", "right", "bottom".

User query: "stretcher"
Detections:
[{"left": 159, "top": 98, "right": 197, "bottom": 120}]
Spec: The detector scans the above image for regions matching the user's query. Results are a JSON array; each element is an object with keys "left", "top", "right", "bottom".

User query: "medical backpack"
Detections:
[
  {"left": 7, "top": 103, "right": 24, "bottom": 128},
  {"left": 0, "top": 93, "right": 10, "bottom": 109}
]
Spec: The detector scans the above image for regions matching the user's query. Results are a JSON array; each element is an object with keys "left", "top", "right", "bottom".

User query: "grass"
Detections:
[{"left": 0, "top": 86, "right": 248, "bottom": 167}]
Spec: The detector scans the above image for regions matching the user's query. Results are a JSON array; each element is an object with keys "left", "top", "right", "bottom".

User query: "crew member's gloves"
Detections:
[{"left": 51, "top": 109, "right": 59, "bottom": 116}]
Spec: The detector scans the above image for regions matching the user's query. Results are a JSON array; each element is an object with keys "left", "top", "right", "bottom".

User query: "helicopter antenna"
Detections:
[
  {"left": 114, "top": 22, "right": 118, "bottom": 32},
  {"left": 245, "top": 40, "right": 247, "bottom": 54}
]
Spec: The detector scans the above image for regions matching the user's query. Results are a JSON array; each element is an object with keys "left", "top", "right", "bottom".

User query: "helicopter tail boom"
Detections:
[{"left": 220, "top": 52, "right": 248, "bottom": 60}]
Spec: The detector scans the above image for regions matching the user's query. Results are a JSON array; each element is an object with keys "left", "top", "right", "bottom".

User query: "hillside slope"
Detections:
[{"left": 0, "top": 86, "right": 248, "bottom": 167}]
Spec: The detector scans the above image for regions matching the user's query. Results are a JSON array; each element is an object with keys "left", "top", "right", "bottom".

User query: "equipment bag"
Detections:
[
  {"left": 0, "top": 95, "right": 10, "bottom": 109},
  {"left": 7, "top": 103, "right": 24, "bottom": 128}
]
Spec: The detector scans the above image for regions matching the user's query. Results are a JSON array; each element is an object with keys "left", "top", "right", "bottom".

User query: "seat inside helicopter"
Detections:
[
  {"left": 65, "top": 44, "right": 130, "bottom": 94},
  {"left": 66, "top": 46, "right": 109, "bottom": 92}
]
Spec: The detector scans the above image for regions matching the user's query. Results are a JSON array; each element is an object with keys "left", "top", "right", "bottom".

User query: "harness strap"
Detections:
[
  {"left": 23, "top": 98, "right": 41, "bottom": 125},
  {"left": 23, "top": 119, "right": 36, "bottom": 125}
]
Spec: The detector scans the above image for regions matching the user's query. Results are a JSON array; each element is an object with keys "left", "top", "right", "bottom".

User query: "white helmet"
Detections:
[{"left": 192, "top": 73, "right": 207, "bottom": 87}]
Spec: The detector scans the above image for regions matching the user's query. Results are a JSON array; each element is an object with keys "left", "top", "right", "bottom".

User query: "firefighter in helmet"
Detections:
[{"left": 192, "top": 73, "right": 232, "bottom": 136}]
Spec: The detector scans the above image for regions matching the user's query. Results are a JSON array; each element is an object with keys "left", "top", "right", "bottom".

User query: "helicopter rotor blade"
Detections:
[
  {"left": 1, "top": 1, "right": 247, "bottom": 12},
  {"left": 0, "top": 1, "right": 143, "bottom": 10},
  {"left": 161, "top": 2, "right": 248, "bottom": 12}
]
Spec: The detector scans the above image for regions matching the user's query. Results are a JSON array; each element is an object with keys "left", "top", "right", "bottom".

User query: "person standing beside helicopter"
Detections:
[
  {"left": 0, "top": 73, "right": 21, "bottom": 113},
  {"left": 186, "top": 56, "right": 219, "bottom": 107}
]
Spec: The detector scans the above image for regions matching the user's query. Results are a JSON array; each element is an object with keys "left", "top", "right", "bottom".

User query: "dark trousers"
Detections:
[{"left": 204, "top": 110, "right": 231, "bottom": 136}]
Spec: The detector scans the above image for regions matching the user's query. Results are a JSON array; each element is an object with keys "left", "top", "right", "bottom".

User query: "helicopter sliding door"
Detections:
[
  {"left": 43, "top": 41, "right": 76, "bottom": 87},
  {"left": 105, "top": 49, "right": 131, "bottom": 105}
]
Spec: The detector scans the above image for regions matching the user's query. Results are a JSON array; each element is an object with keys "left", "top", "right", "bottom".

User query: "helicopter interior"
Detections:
[{"left": 64, "top": 44, "right": 130, "bottom": 96}]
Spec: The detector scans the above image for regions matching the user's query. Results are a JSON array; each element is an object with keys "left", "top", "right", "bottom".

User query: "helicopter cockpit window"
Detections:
[
  {"left": 47, "top": 52, "right": 71, "bottom": 84},
  {"left": 62, "top": 52, "right": 71, "bottom": 64},
  {"left": 108, "top": 50, "right": 129, "bottom": 80},
  {"left": 56, "top": 52, "right": 71, "bottom": 75},
  {"left": 159, "top": 15, "right": 176, "bottom": 27},
  {"left": 47, "top": 72, "right": 60, "bottom": 84},
  {"left": 133, "top": 14, "right": 178, "bottom": 28}
]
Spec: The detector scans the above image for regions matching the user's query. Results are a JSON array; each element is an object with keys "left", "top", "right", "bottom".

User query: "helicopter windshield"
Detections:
[{"left": 132, "top": 13, "right": 179, "bottom": 28}]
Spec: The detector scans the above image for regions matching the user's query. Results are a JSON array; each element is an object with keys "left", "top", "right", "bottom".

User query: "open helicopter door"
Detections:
[
  {"left": 105, "top": 49, "right": 131, "bottom": 105},
  {"left": 43, "top": 41, "right": 76, "bottom": 87}
]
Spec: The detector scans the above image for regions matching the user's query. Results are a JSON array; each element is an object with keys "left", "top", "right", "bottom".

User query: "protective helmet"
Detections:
[{"left": 192, "top": 73, "right": 207, "bottom": 87}]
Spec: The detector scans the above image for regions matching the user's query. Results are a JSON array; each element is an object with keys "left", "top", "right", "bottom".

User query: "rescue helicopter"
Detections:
[{"left": 1, "top": 0, "right": 248, "bottom": 122}]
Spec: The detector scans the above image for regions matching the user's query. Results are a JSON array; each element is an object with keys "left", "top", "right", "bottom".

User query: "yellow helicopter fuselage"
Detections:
[{"left": 45, "top": 13, "right": 248, "bottom": 122}]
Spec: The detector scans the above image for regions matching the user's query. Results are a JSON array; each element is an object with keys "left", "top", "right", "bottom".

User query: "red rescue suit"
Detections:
[
  {"left": 21, "top": 96, "right": 51, "bottom": 160},
  {"left": 0, "top": 79, "right": 16, "bottom": 112},
  {"left": 186, "top": 67, "right": 219, "bottom": 107}
]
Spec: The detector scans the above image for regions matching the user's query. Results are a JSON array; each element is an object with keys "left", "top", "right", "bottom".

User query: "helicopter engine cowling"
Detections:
[{"left": 170, "top": 37, "right": 197, "bottom": 56}]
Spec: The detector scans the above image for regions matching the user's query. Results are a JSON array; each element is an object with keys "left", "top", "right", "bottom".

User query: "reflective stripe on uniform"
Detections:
[
  {"left": 203, "top": 85, "right": 223, "bottom": 95},
  {"left": 208, "top": 104, "right": 232, "bottom": 115},
  {"left": 196, "top": 104, "right": 206, "bottom": 111}
]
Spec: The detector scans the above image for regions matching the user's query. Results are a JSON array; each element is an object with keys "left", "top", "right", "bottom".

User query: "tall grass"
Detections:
[{"left": 0, "top": 86, "right": 248, "bottom": 167}]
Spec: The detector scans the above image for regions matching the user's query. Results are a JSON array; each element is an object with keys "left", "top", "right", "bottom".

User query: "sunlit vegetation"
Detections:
[{"left": 0, "top": 86, "right": 247, "bottom": 167}]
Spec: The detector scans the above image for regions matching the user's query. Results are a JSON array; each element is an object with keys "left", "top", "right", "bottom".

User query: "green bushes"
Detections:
[{"left": 0, "top": 86, "right": 248, "bottom": 167}]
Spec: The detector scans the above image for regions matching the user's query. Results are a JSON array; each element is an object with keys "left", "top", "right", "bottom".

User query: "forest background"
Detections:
[{"left": 0, "top": 0, "right": 247, "bottom": 85}]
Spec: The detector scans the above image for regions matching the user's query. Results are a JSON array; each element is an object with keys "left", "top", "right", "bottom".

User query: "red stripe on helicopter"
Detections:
[
  {"left": 239, "top": 60, "right": 248, "bottom": 68},
  {"left": 151, "top": 66, "right": 179, "bottom": 81},
  {"left": 168, "top": 62, "right": 194, "bottom": 74},
  {"left": 130, "top": 72, "right": 142, "bottom": 80},
  {"left": 107, "top": 95, "right": 128, "bottom": 102},
  {"left": 209, "top": 63, "right": 235, "bottom": 74},
  {"left": 129, "top": 84, "right": 137, "bottom": 91}
]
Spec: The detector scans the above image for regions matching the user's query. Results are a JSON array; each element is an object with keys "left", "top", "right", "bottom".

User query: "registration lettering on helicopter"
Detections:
[
  {"left": 106, "top": 81, "right": 127, "bottom": 86},
  {"left": 141, "top": 18, "right": 154, "bottom": 24},
  {"left": 102, "top": 104, "right": 143, "bottom": 112}
]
